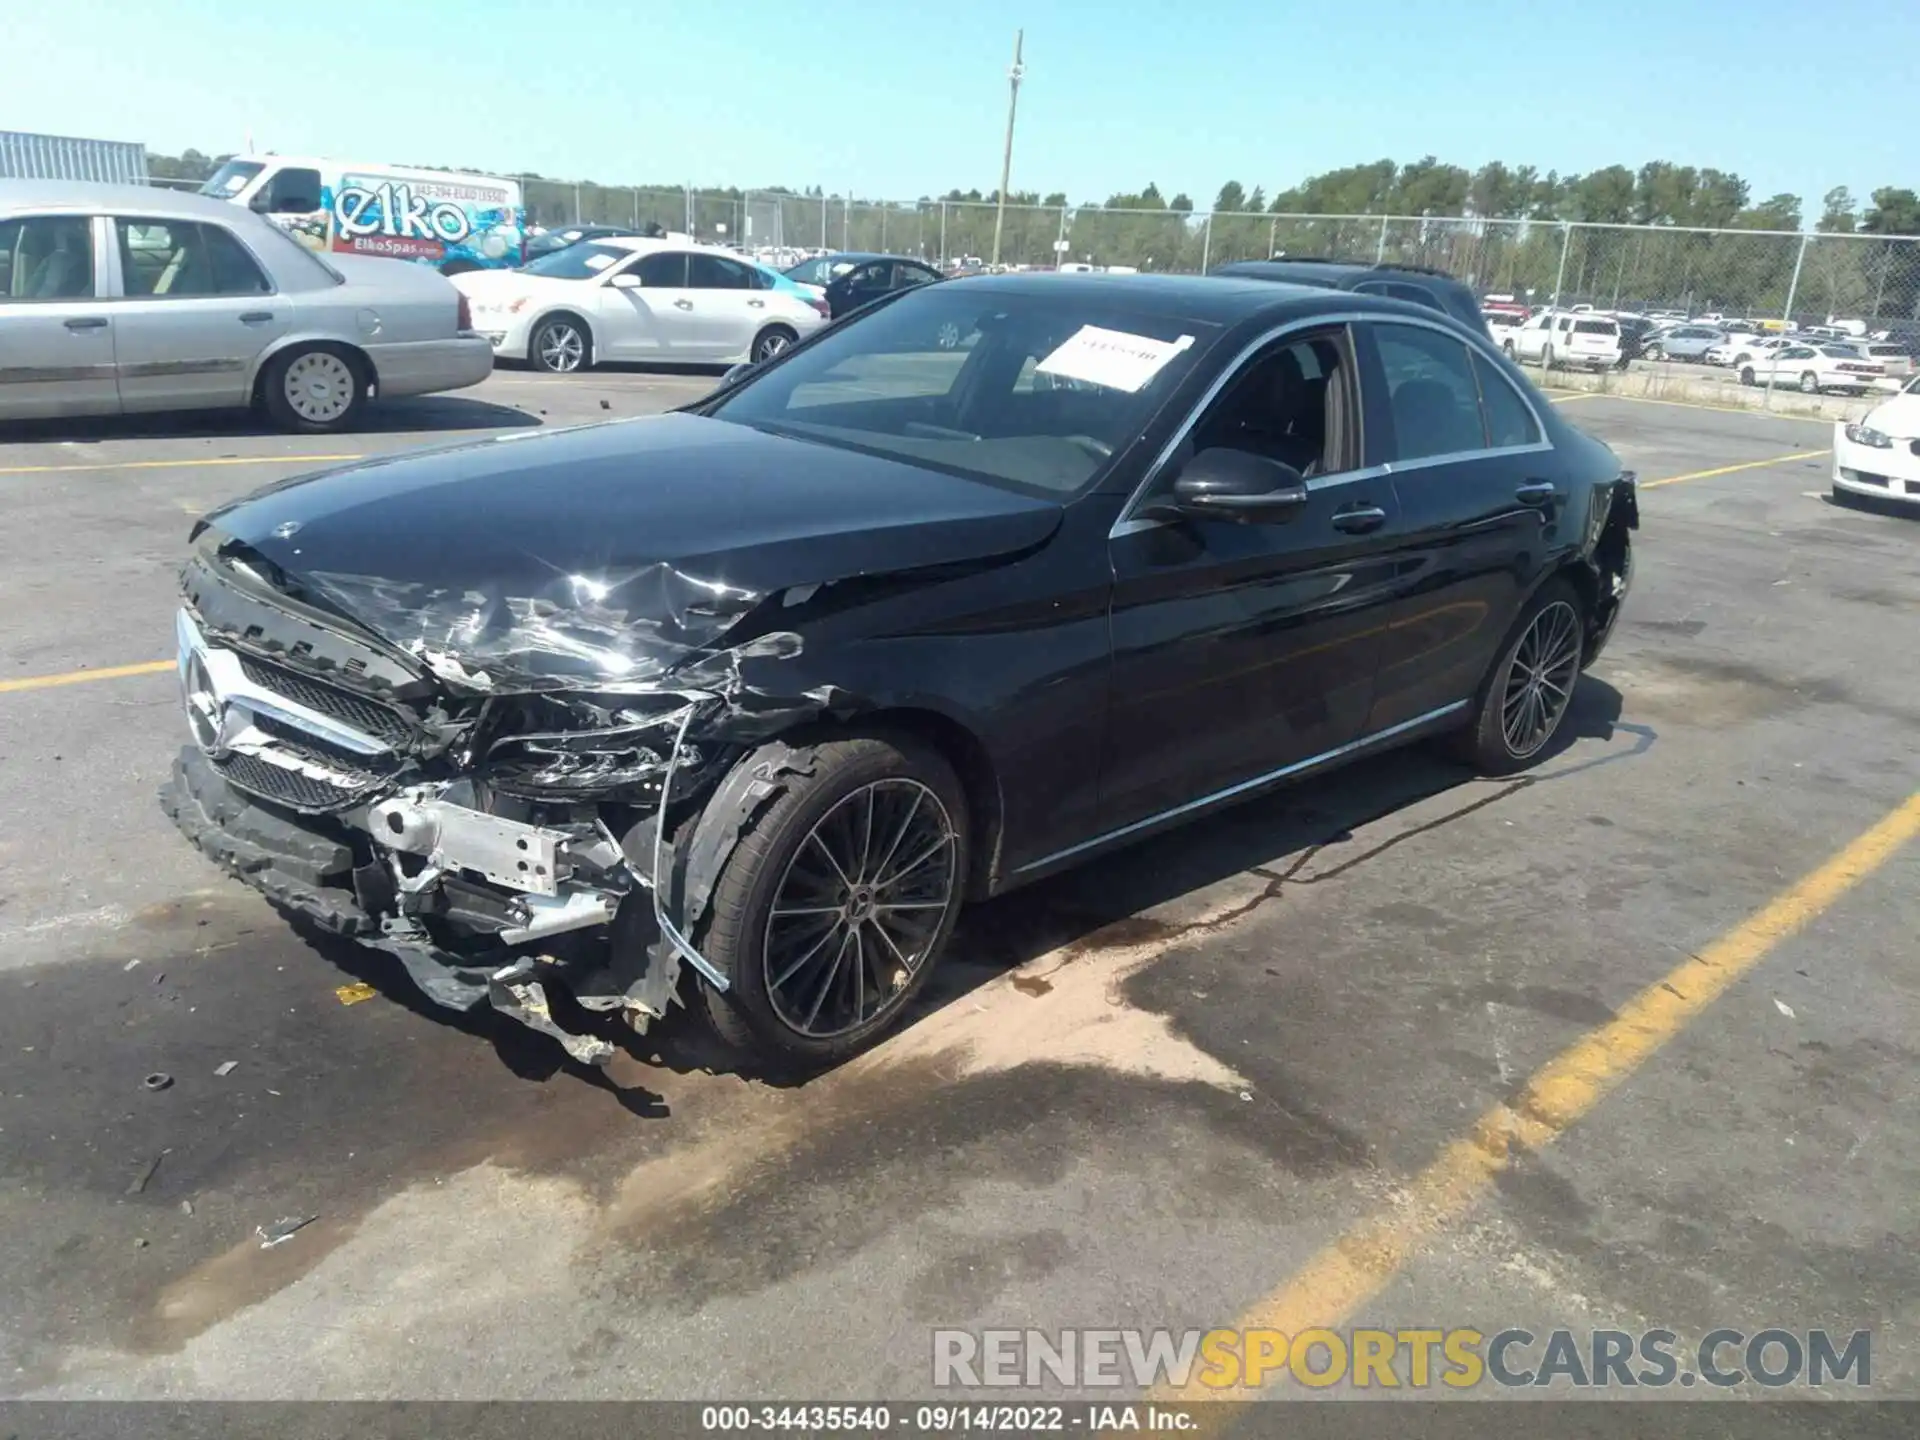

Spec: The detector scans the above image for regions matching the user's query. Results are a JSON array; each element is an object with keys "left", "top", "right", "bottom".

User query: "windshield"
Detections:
[
  {"left": 521, "top": 242, "right": 633, "bottom": 279},
  {"left": 1819, "top": 345, "right": 1863, "bottom": 358},
  {"left": 708, "top": 287, "right": 1218, "bottom": 497},
  {"left": 198, "top": 160, "right": 265, "bottom": 199}
]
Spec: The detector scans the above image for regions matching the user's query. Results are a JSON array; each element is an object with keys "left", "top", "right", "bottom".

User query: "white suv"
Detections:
[{"left": 1505, "top": 311, "right": 1622, "bottom": 371}]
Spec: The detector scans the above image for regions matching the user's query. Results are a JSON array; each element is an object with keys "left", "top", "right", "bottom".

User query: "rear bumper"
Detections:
[{"left": 367, "top": 335, "right": 494, "bottom": 398}]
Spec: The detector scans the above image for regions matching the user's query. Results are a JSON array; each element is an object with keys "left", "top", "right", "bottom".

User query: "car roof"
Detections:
[
  {"left": 1212, "top": 258, "right": 1471, "bottom": 288},
  {"left": 592, "top": 236, "right": 738, "bottom": 256},
  {"left": 941, "top": 270, "right": 1448, "bottom": 327},
  {"left": 816, "top": 251, "right": 936, "bottom": 266},
  {"left": 0, "top": 178, "right": 247, "bottom": 221}
]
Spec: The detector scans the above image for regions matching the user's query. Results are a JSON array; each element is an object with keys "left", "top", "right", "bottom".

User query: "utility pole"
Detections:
[{"left": 990, "top": 29, "right": 1025, "bottom": 268}]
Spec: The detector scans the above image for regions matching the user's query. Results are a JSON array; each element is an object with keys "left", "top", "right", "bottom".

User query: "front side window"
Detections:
[
  {"left": 262, "top": 167, "right": 323, "bottom": 215},
  {"left": 1373, "top": 322, "right": 1487, "bottom": 461},
  {"left": 115, "top": 219, "right": 270, "bottom": 298},
  {"left": 632, "top": 251, "right": 689, "bottom": 287},
  {"left": 0, "top": 215, "right": 95, "bottom": 301},
  {"left": 707, "top": 288, "right": 1217, "bottom": 497},
  {"left": 1188, "top": 328, "right": 1355, "bottom": 478},
  {"left": 783, "top": 257, "right": 830, "bottom": 285}
]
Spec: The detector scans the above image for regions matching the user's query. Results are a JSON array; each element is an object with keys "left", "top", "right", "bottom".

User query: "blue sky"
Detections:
[{"left": 5, "top": 0, "right": 1916, "bottom": 212}]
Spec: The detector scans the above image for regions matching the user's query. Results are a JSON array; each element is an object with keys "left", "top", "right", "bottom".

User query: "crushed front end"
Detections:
[{"left": 160, "top": 529, "right": 812, "bottom": 1065}]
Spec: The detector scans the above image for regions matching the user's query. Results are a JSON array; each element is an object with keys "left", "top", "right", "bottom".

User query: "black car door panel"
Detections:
[
  {"left": 1353, "top": 321, "right": 1557, "bottom": 732},
  {"left": 1096, "top": 325, "right": 1406, "bottom": 832}
]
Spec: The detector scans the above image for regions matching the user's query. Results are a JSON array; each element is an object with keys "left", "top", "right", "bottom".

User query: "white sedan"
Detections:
[
  {"left": 1705, "top": 334, "right": 1793, "bottom": 369},
  {"left": 456, "top": 239, "right": 827, "bottom": 374},
  {"left": 1832, "top": 376, "right": 1920, "bottom": 507},
  {"left": 1, "top": 179, "right": 491, "bottom": 431},
  {"left": 1735, "top": 343, "right": 1887, "bottom": 394}
]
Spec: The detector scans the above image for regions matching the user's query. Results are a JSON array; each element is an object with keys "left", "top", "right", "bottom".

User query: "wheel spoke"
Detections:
[
  {"left": 857, "top": 785, "right": 877, "bottom": 882},
  {"left": 806, "top": 828, "right": 855, "bottom": 891},
  {"left": 803, "top": 928, "right": 854, "bottom": 1032},
  {"left": 875, "top": 900, "right": 948, "bottom": 912},
  {"left": 771, "top": 917, "right": 843, "bottom": 990},
  {"left": 771, "top": 904, "right": 842, "bottom": 918},
  {"left": 867, "top": 790, "right": 922, "bottom": 887},
  {"left": 877, "top": 833, "right": 950, "bottom": 891}
]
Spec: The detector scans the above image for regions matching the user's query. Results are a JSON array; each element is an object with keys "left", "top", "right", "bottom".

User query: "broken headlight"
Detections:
[{"left": 483, "top": 694, "right": 701, "bottom": 798}]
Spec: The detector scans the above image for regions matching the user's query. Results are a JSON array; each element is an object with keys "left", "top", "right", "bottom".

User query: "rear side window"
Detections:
[
  {"left": 1470, "top": 352, "right": 1542, "bottom": 448},
  {"left": 115, "top": 218, "right": 270, "bottom": 298},
  {"left": 688, "top": 254, "right": 755, "bottom": 289},
  {"left": 1372, "top": 322, "right": 1487, "bottom": 461},
  {"left": 1573, "top": 319, "right": 1617, "bottom": 335}
]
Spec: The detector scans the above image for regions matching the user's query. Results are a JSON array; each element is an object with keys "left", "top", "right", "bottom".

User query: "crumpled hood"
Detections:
[{"left": 198, "top": 413, "right": 1062, "bottom": 690}]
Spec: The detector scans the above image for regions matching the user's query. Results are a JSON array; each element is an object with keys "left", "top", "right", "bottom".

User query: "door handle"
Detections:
[
  {"left": 673, "top": 299, "right": 694, "bottom": 310},
  {"left": 747, "top": 299, "right": 765, "bottom": 308},
  {"left": 1515, "top": 481, "right": 1560, "bottom": 506},
  {"left": 64, "top": 317, "right": 108, "bottom": 331},
  {"left": 238, "top": 311, "right": 275, "bottom": 324},
  {"left": 1331, "top": 504, "right": 1387, "bottom": 534}
]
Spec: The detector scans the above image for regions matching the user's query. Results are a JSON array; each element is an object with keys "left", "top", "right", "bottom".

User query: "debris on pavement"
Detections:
[
  {"left": 123, "top": 959, "right": 142, "bottom": 972},
  {"left": 179, "top": 1200, "right": 194, "bottom": 1217},
  {"left": 1774, "top": 998, "right": 1797, "bottom": 1018},
  {"left": 334, "top": 982, "right": 378, "bottom": 1006},
  {"left": 142, "top": 1073, "right": 174, "bottom": 1093},
  {"left": 257, "top": 1215, "right": 318, "bottom": 1249},
  {"left": 127, "top": 1152, "right": 166, "bottom": 1195},
  {"left": 213, "top": 1060, "right": 238, "bottom": 1077}
]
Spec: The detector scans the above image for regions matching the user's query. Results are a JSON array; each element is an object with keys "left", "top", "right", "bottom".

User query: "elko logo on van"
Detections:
[{"left": 334, "top": 183, "right": 474, "bottom": 244}]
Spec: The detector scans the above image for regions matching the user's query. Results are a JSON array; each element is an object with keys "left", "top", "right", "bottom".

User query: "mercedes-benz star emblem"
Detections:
[
  {"left": 182, "top": 651, "right": 227, "bottom": 758},
  {"left": 271, "top": 520, "right": 302, "bottom": 540}
]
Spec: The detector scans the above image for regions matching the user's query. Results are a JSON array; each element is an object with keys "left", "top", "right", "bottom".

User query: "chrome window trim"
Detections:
[
  {"left": 1012, "top": 700, "right": 1470, "bottom": 875},
  {"left": 1110, "top": 309, "right": 1555, "bottom": 537}
]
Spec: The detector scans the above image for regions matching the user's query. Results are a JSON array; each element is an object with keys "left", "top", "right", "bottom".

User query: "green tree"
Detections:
[
  {"left": 1817, "top": 187, "right": 1857, "bottom": 233},
  {"left": 1212, "top": 180, "right": 1246, "bottom": 213}
]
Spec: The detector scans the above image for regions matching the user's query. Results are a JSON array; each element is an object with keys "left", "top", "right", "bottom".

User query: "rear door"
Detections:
[
  {"left": 685, "top": 252, "right": 768, "bottom": 358},
  {"left": 1357, "top": 320, "right": 1556, "bottom": 731},
  {"left": 0, "top": 212, "right": 120, "bottom": 419},
  {"left": 1100, "top": 324, "right": 1406, "bottom": 828},
  {"left": 106, "top": 216, "right": 288, "bottom": 412}
]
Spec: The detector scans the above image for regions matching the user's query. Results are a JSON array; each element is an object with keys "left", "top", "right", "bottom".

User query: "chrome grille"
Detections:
[
  {"left": 237, "top": 654, "right": 413, "bottom": 747},
  {"left": 215, "top": 752, "right": 372, "bottom": 812}
]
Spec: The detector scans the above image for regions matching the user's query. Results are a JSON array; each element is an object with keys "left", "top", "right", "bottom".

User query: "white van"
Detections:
[{"left": 197, "top": 155, "right": 526, "bottom": 275}]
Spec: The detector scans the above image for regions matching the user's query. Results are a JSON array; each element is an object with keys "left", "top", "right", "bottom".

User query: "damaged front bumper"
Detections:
[{"left": 164, "top": 603, "right": 741, "bottom": 1066}]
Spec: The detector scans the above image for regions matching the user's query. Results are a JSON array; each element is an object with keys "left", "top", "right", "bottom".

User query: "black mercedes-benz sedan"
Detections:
[{"left": 162, "top": 274, "right": 1638, "bottom": 1067}]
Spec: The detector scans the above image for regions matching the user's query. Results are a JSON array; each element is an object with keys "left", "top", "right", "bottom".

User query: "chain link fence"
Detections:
[{"left": 152, "top": 162, "right": 1920, "bottom": 332}]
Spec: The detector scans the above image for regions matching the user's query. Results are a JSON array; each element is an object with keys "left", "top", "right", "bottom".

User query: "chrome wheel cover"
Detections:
[
  {"left": 283, "top": 351, "right": 355, "bottom": 423},
  {"left": 762, "top": 779, "right": 958, "bottom": 1039}
]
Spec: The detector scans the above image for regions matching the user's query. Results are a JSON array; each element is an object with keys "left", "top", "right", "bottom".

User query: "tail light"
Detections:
[
  {"left": 456, "top": 292, "right": 473, "bottom": 331},
  {"left": 808, "top": 296, "right": 830, "bottom": 319}
]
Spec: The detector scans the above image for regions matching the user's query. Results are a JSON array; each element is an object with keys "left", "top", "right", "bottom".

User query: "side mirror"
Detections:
[
  {"left": 247, "top": 193, "right": 271, "bottom": 214},
  {"left": 609, "top": 273, "right": 642, "bottom": 290},
  {"left": 1148, "top": 449, "right": 1309, "bottom": 523}
]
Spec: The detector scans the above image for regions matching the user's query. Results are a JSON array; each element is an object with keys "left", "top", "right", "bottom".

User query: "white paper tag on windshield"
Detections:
[
  {"left": 1035, "top": 326, "right": 1194, "bottom": 393},
  {"left": 582, "top": 252, "right": 619, "bottom": 271}
]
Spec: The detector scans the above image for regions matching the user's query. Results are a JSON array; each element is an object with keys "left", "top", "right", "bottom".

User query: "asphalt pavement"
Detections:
[{"left": 1, "top": 371, "right": 1916, "bottom": 1410}]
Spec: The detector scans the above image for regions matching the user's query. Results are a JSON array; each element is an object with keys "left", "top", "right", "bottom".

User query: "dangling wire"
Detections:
[{"left": 649, "top": 694, "right": 730, "bottom": 993}]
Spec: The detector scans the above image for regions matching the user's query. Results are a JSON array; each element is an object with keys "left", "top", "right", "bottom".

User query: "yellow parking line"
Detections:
[
  {"left": 1160, "top": 788, "right": 1920, "bottom": 1411},
  {"left": 0, "top": 453, "right": 362, "bottom": 477},
  {"left": 0, "top": 659, "right": 175, "bottom": 695},
  {"left": 1638, "top": 448, "right": 1829, "bottom": 489}
]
